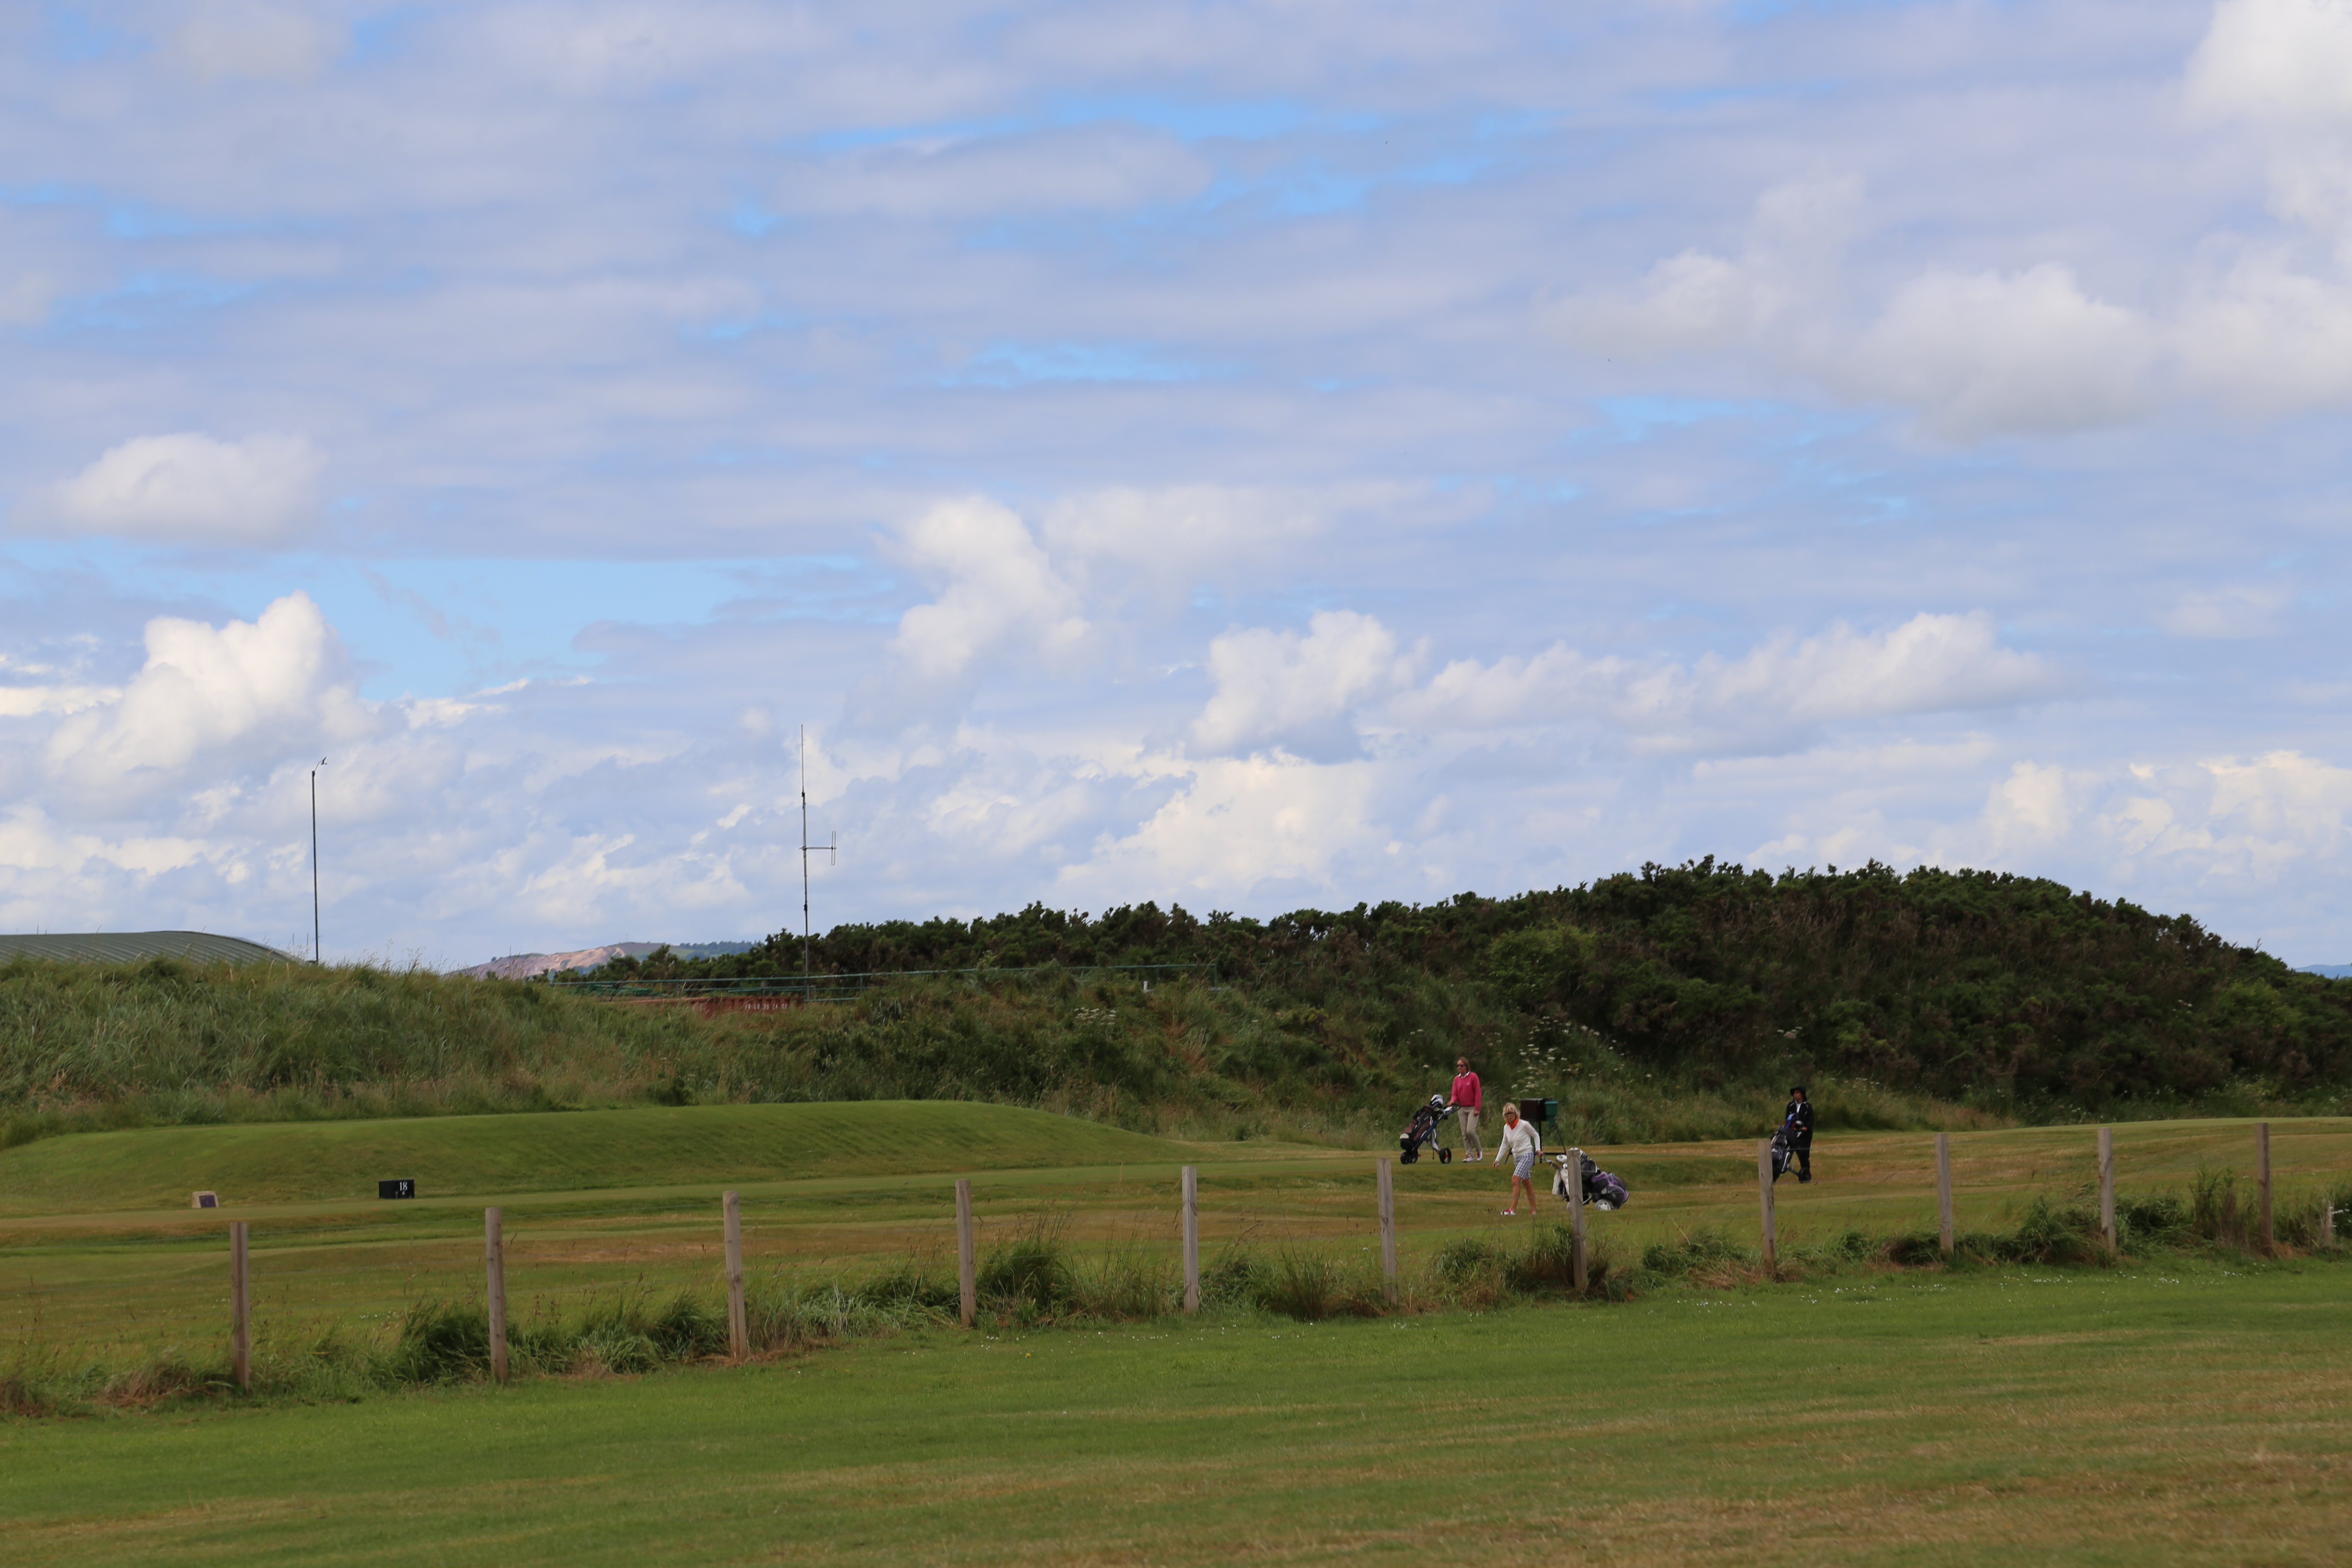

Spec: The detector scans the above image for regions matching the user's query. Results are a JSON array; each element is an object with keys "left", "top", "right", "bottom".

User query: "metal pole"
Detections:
[
  {"left": 799, "top": 726, "right": 811, "bottom": 983},
  {"left": 309, "top": 764, "right": 322, "bottom": 965}
]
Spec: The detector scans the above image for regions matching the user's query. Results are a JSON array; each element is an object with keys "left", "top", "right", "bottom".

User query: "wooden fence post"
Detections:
[
  {"left": 230, "top": 1221, "right": 251, "bottom": 1392},
  {"left": 1756, "top": 1139, "right": 1776, "bottom": 1274},
  {"left": 2324, "top": 1194, "right": 2338, "bottom": 1249},
  {"left": 956, "top": 1179, "right": 977, "bottom": 1328},
  {"left": 1181, "top": 1165, "right": 1200, "bottom": 1316},
  {"left": 485, "top": 1207, "right": 508, "bottom": 1384},
  {"left": 1936, "top": 1133, "right": 1954, "bottom": 1258},
  {"left": 723, "top": 1190, "right": 748, "bottom": 1360},
  {"left": 2257, "top": 1122, "right": 2273, "bottom": 1253},
  {"left": 2098, "top": 1126, "right": 2116, "bottom": 1253},
  {"left": 1375, "top": 1160, "right": 1397, "bottom": 1305},
  {"left": 1567, "top": 1150, "right": 1587, "bottom": 1292}
]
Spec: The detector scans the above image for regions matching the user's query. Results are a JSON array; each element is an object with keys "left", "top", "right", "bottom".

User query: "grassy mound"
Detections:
[{"left": 0, "top": 1101, "right": 1196, "bottom": 1214}]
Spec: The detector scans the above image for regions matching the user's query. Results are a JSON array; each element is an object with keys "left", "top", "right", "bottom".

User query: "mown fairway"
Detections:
[
  {"left": 3, "top": 1106, "right": 2347, "bottom": 1361},
  {"left": 5, "top": 1261, "right": 2348, "bottom": 1566}
]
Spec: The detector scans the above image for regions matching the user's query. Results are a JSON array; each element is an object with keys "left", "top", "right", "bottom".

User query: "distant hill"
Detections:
[
  {"left": 459, "top": 940, "right": 756, "bottom": 980},
  {"left": 2304, "top": 965, "right": 2352, "bottom": 980}
]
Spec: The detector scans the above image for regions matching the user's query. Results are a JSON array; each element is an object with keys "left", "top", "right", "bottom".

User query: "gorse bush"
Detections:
[{"left": 621, "top": 861, "right": 2352, "bottom": 1116}]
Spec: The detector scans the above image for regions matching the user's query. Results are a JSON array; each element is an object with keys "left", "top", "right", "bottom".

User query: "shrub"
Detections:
[
  {"left": 1259, "top": 1246, "right": 1382, "bottom": 1321},
  {"left": 977, "top": 1220, "right": 1074, "bottom": 1311}
]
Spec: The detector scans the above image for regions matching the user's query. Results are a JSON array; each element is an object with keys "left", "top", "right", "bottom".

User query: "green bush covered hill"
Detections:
[
  {"left": 596, "top": 860, "right": 2350, "bottom": 1118},
  {"left": 4, "top": 860, "right": 2347, "bottom": 1148}
]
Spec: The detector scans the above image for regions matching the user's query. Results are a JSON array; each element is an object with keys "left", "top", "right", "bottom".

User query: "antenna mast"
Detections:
[
  {"left": 797, "top": 726, "right": 836, "bottom": 981},
  {"left": 309, "top": 757, "right": 326, "bottom": 965}
]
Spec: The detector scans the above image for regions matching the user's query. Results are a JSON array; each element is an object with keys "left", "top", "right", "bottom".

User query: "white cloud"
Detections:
[
  {"left": 1191, "top": 609, "right": 1419, "bottom": 760},
  {"left": 1843, "top": 265, "right": 2156, "bottom": 441},
  {"left": 1039, "top": 484, "right": 1334, "bottom": 611},
  {"left": 1393, "top": 612, "right": 2064, "bottom": 752},
  {"left": 876, "top": 499, "right": 1092, "bottom": 704},
  {"left": 43, "top": 593, "right": 375, "bottom": 806},
  {"left": 2188, "top": 0, "right": 2352, "bottom": 126},
  {"left": 29, "top": 433, "right": 325, "bottom": 548},
  {"left": 1056, "top": 752, "right": 1389, "bottom": 903}
]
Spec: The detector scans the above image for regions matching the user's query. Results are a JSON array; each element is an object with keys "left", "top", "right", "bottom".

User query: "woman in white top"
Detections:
[{"left": 1495, "top": 1102, "right": 1541, "bottom": 1215}]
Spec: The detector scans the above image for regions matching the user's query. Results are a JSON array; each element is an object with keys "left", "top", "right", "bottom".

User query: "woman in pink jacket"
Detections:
[{"left": 1449, "top": 1057, "right": 1483, "bottom": 1162}]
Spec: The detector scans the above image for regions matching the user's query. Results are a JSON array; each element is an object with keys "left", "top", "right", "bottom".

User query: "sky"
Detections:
[{"left": 1, "top": 0, "right": 2349, "bottom": 968}]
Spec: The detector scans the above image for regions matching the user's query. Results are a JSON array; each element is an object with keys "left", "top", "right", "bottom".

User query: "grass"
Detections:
[
  {"left": 2, "top": 1109, "right": 2344, "bottom": 1368},
  {"left": 0, "top": 956, "right": 2025, "bottom": 1155},
  {"left": 4, "top": 1263, "right": 2350, "bottom": 1565},
  {"left": 0, "top": 1101, "right": 1208, "bottom": 1214}
]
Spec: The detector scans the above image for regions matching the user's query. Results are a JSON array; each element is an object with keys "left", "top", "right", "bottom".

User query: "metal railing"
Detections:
[{"left": 547, "top": 962, "right": 1218, "bottom": 1002}]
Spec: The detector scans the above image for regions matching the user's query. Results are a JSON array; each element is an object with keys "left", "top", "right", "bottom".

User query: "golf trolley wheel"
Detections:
[
  {"left": 1438, "top": 1148, "right": 1452, "bottom": 1164},
  {"left": 1400, "top": 1146, "right": 1418, "bottom": 1164}
]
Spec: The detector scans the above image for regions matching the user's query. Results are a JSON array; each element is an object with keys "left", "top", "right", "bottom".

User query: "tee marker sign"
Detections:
[{"left": 379, "top": 1179, "right": 416, "bottom": 1200}]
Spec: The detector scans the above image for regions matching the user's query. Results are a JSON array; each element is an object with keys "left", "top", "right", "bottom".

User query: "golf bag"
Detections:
[
  {"left": 1399, "top": 1094, "right": 1456, "bottom": 1164},
  {"left": 1769, "top": 1120, "right": 1796, "bottom": 1182},
  {"left": 1550, "top": 1149, "right": 1630, "bottom": 1211}
]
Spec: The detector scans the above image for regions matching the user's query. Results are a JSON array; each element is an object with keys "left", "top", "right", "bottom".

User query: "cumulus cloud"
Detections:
[
  {"left": 2190, "top": 0, "right": 2352, "bottom": 126},
  {"left": 1394, "top": 612, "right": 2065, "bottom": 752},
  {"left": 1191, "top": 610, "right": 1419, "bottom": 760},
  {"left": 1842, "top": 266, "right": 2156, "bottom": 441},
  {"left": 1056, "top": 753, "right": 1390, "bottom": 904},
  {"left": 28, "top": 433, "right": 324, "bottom": 548},
  {"left": 44, "top": 593, "right": 375, "bottom": 807},
  {"left": 858, "top": 499, "right": 1092, "bottom": 723}
]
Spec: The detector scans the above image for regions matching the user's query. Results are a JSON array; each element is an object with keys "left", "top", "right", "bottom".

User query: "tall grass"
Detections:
[{"left": 0, "top": 956, "right": 1997, "bottom": 1151}]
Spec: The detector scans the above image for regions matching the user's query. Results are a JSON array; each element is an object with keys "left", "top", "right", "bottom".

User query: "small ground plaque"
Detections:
[
  {"left": 378, "top": 1178, "right": 416, "bottom": 1200},
  {"left": 191, "top": 1190, "right": 218, "bottom": 1209}
]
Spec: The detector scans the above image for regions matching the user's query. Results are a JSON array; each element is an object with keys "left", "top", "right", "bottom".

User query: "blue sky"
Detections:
[{"left": 1, "top": 0, "right": 2349, "bottom": 967}]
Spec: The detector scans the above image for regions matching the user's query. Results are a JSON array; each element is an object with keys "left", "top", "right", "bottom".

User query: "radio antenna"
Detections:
[
  {"left": 309, "top": 757, "right": 327, "bottom": 965},
  {"left": 797, "top": 726, "right": 836, "bottom": 981}
]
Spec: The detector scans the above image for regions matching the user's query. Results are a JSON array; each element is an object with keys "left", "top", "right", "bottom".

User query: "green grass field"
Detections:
[
  {"left": 3, "top": 1105, "right": 2345, "bottom": 1360},
  {"left": 4, "top": 1104, "right": 2349, "bottom": 1564},
  {"left": 4, "top": 1262, "right": 2347, "bottom": 1565}
]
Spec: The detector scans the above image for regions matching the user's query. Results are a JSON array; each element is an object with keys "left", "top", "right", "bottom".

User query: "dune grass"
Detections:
[{"left": 5, "top": 1262, "right": 2349, "bottom": 1565}]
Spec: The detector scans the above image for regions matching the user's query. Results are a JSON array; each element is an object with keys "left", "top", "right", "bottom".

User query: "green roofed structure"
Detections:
[{"left": 0, "top": 931, "right": 294, "bottom": 966}]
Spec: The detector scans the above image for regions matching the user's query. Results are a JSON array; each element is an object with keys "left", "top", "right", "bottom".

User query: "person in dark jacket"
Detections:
[{"left": 1783, "top": 1086, "right": 1815, "bottom": 1183}]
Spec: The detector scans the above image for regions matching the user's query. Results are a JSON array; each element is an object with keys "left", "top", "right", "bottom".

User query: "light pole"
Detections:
[{"left": 309, "top": 757, "right": 326, "bottom": 965}]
